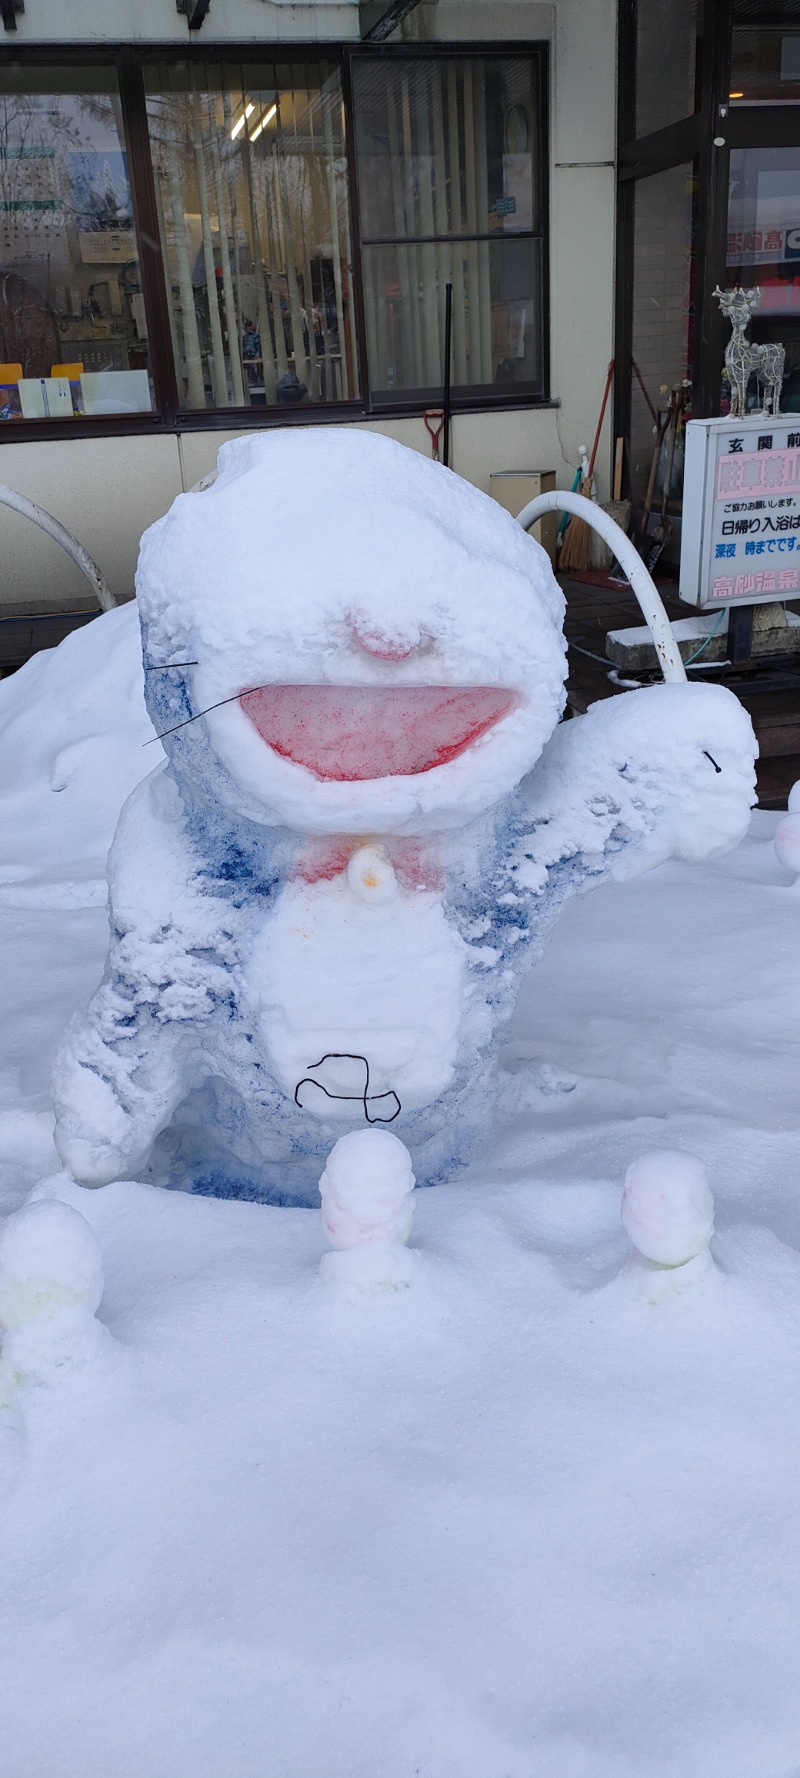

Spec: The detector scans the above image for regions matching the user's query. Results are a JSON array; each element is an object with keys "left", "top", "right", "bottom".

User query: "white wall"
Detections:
[
  {"left": 10, "top": 0, "right": 361, "bottom": 45},
  {"left": 0, "top": 0, "right": 618, "bottom": 610}
]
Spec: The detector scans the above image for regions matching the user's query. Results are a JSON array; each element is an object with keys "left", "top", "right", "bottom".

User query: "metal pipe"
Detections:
[
  {"left": 515, "top": 489, "right": 686, "bottom": 684},
  {"left": 0, "top": 483, "right": 116, "bottom": 612},
  {"left": 442, "top": 279, "right": 453, "bottom": 469}
]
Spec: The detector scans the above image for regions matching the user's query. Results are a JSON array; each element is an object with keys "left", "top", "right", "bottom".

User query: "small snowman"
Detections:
[
  {"left": 319, "top": 1128, "right": 416, "bottom": 1291},
  {"left": 0, "top": 1199, "right": 105, "bottom": 1391},
  {"left": 621, "top": 1149, "right": 715, "bottom": 1301},
  {"left": 774, "top": 780, "right": 800, "bottom": 884}
]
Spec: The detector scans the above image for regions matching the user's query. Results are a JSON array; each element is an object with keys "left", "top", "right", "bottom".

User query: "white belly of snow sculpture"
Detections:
[{"left": 246, "top": 866, "right": 465, "bottom": 1119}]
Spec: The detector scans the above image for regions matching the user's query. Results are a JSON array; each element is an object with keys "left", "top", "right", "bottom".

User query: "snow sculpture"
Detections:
[
  {"left": 621, "top": 1150, "right": 715, "bottom": 1267},
  {"left": 0, "top": 1200, "right": 104, "bottom": 1385},
  {"left": 774, "top": 781, "right": 800, "bottom": 881},
  {"left": 53, "top": 430, "right": 757, "bottom": 1205}
]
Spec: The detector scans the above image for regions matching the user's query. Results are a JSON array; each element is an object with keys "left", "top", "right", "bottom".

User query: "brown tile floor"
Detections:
[{"left": 559, "top": 570, "right": 800, "bottom": 810}]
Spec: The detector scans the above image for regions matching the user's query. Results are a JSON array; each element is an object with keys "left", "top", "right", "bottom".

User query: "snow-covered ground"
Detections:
[{"left": 2, "top": 607, "right": 800, "bottom": 1778}]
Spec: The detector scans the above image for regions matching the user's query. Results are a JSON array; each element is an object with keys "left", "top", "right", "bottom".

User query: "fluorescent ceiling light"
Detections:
[
  {"left": 230, "top": 102, "right": 255, "bottom": 140},
  {"left": 249, "top": 103, "right": 277, "bottom": 143}
]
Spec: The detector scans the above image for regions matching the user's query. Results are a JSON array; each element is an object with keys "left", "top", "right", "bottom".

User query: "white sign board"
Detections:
[{"left": 680, "top": 414, "right": 800, "bottom": 609}]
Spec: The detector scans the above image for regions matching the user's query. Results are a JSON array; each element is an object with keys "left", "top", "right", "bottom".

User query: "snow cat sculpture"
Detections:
[{"left": 53, "top": 430, "right": 757, "bottom": 1203}]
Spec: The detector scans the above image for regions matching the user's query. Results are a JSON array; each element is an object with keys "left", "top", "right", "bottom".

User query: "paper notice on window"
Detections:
[
  {"left": 501, "top": 154, "right": 533, "bottom": 231},
  {"left": 79, "top": 230, "right": 137, "bottom": 265},
  {"left": 18, "top": 377, "right": 74, "bottom": 419},
  {"left": 507, "top": 300, "right": 531, "bottom": 359},
  {"left": 130, "top": 292, "right": 148, "bottom": 339}
]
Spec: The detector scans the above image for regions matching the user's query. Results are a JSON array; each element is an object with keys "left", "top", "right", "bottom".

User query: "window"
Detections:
[
  {"left": 0, "top": 66, "right": 154, "bottom": 421},
  {"left": 726, "top": 148, "right": 800, "bottom": 413},
  {"left": 731, "top": 6, "right": 800, "bottom": 106},
  {"left": 629, "top": 162, "right": 696, "bottom": 503},
  {"left": 351, "top": 54, "right": 545, "bottom": 405},
  {"left": 143, "top": 59, "right": 358, "bottom": 412},
  {"left": 634, "top": 0, "right": 700, "bottom": 137},
  {"left": 0, "top": 48, "right": 550, "bottom": 432}
]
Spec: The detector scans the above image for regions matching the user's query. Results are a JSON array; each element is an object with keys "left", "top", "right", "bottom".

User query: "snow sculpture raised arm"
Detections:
[{"left": 53, "top": 431, "right": 757, "bottom": 1203}]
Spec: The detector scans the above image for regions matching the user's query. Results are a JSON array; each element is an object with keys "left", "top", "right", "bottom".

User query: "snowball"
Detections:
[
  {"left": 0, "top": 1201, "right": 104, "bottom": 1384},
  {"left": 319, "top": 1129, "right": 416, "bottom": 1250},
  {"left": 621, "top": 1149, "right": 714, "bottom": 1267},
  {"left": 0, "top": 1199, "right": 103, "bottom": 1326},
  {"left": 774, "top": 812, "right": 800, "bottom": 878}
]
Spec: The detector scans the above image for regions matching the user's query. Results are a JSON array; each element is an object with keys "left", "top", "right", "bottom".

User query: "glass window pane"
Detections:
[
  {"left": 362, "top": 237, "right": 542, "bottom": 404},
  {"left": 353, "top": 57, "right": 540, "bottom": 242},
  {"left": 634, "top": 0, "right": 699, "bottom": 138},
  {"left": 629, "top": 162, "right": 696, "bottom": 507},
  {"left": 144, "top": 60, "right": 358, "bottom": 411},
  {"left": 352, "top": 55, "right": 543, "bottom": 403},
  {"left": 726, "top": 148, "right": 800, "bottom": 412},
  {"left": 736, "top": 20, "right": 800, "bottom": 104},
  {"left": 0, "top": 66, "right": 154, "bottom": 421}
]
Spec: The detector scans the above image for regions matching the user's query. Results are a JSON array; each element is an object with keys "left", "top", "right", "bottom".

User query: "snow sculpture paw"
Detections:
[{"left": 52, "top": 430, "right": 758, "bottom": 1204}]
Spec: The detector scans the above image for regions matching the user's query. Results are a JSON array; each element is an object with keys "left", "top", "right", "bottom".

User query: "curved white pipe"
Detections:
[
  {"left": 515, "top": 489, "right": 687, "bottom": 684},
  {"left": 0, "top": 481, "right": 116, "bottom": 613}
]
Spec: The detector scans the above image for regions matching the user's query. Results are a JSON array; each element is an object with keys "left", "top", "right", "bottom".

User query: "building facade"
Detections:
[{"left": 0, "top": 0, "right": 617, "bottom": 612}]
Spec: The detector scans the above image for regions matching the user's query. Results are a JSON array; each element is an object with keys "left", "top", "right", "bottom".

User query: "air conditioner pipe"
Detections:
[
  {"left": 515, "top": 488, "right": 687, "bottom": 684},
  {"left": 0, "top": 482, "right": 115, "bottom": 613}
]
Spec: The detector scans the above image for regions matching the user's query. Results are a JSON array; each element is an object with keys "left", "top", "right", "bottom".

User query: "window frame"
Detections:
[{"left": 0, "top": 38, "right": 551, "bottom": 442}]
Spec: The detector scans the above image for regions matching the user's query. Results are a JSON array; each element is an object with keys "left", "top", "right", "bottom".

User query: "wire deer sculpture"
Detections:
[{"left": 714, "top": 285, "right": 785, "bottom": 419}]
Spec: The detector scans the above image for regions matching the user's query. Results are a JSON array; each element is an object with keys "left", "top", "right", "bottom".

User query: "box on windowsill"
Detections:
[{"left": 489, "top": 469, "right": 557, "bottom": 562}]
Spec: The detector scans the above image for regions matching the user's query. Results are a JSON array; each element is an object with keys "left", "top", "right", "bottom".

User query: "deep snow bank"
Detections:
[{"left": 0, "top": 603, "right": 156, "bottom": 896}]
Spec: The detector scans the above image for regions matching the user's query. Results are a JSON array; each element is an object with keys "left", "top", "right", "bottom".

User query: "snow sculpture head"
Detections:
[{"left": 137, "top": 429, "right": 568, "bottom": 836}]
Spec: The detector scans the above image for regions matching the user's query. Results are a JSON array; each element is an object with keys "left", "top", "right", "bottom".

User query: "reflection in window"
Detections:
[
  {"left": 629, "top": 163, "right": 696, "bottom": 506},
  {"left": 633, "top": 0, "right": 699, "bottom": 138},
  {"left": 0, "top": 68, "right": 153, "bottom": 420},
  {"left": 731, "top": 26, "right": 800, "bottom": 105},
  {"left": 352, "top": 56, "right": 544, "bottom": 404},
  {"left": 727, "top": 147, "right": 800, "bottom": 412},
  {"left": 144, "top": 61, "right": 358, "bottom": 411}
]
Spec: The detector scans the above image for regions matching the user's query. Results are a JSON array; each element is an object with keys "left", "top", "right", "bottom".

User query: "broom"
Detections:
[{"left": 559, "top": 360, "right": 614, "bottom": 575}]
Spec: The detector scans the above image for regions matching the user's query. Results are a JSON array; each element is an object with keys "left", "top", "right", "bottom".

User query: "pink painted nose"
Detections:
[{"left": 351, "top": 618, "right": 421, "bottom": 661}]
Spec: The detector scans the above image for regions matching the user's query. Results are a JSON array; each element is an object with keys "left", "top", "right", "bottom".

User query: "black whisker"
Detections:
[
  {"left": 144, "top": 661, "right": 199, "bottom": 672},
  {"left": 144, "top": 683, "right": 272, "bottom": 746},
  {"left": 703, "top": 750, "right": 722, "bottom": 774}
]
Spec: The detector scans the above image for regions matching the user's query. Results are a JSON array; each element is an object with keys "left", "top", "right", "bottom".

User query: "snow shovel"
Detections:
[
  {"left": 609, "top": 401, "right": 672, "bottom": 587},
  {"left": 639, "top": 390, "right": 680, "bottom": 577}
]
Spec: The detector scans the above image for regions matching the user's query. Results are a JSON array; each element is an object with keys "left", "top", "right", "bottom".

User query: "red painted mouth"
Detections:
[{"left": 239, "top": 685, "right": 518, "bottom": 781}]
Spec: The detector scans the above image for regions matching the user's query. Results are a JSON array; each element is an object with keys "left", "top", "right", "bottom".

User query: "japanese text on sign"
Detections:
[{"left": 707, "top": 427, "right": 800, "bottom": 603}]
